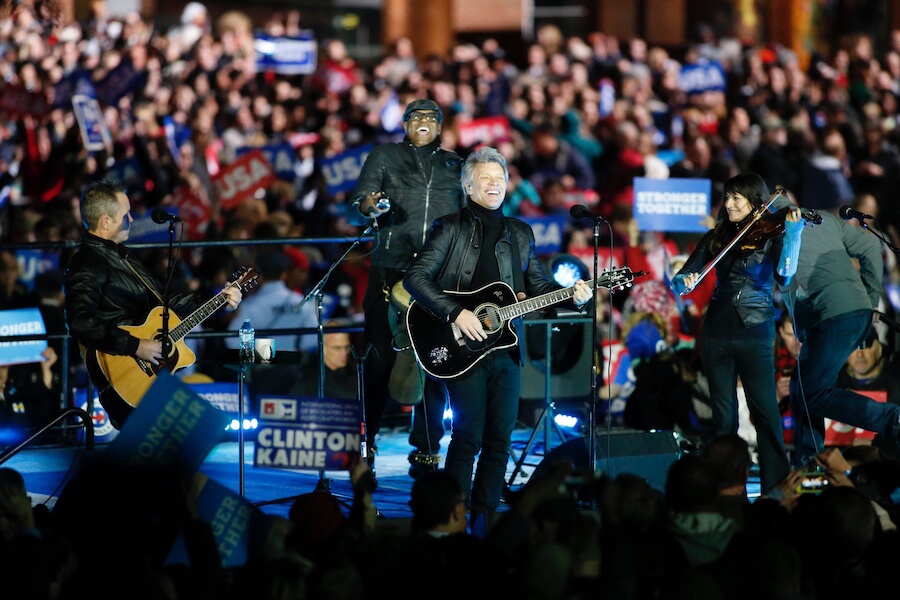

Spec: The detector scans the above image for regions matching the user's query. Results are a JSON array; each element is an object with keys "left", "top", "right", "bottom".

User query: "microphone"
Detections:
[
  {"left": 839, "top": 205, "right": 874, "bottom": 222},
  {"left": 151, "top": 208, "right": 183, "bottom": 224},
  {"left": 569, "top": 204, "right": 606, "bottom": 223}
]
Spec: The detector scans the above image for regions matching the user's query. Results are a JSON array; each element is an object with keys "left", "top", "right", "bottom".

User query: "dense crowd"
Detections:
[{"left": 2, "top": 0, "right": 900, "bottom": 597}]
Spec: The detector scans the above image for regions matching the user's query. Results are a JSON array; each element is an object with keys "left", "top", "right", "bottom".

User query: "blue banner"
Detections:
[
  {"left": 15, "top": 249, "right": 59, "bottom": 291},
  {"left": 255, "top": 32, "right": 317, "bottom": 75},
  {"left": 237, "top": 143, "right": 296, "bottom": 181},
  {"left": 520, "top": 215, "right": 567, "bottom": 256},
  {"left": 254, "top": 395, "right": 361, "bottom": 472},
  {"left": 166, "top": 476, "right": 270, "bottom": 568},
  {"left": 319, "top": 144, "right": 373, "bottom": 197},
  {"left": 73, "top": 94, "right": 110, "bottom": 151},
  {"left": 678, "top": 60, "right": 726, "bottom": 95},
  {"left": 633, "top": 177, "right": 711, "bottom": 233},
  {"left": 108, "top": 370, "right": 230, "bottom": 480},
  {"left": 0, "top": 308, "right": 47, "bottom": 366},
  {"left": 188, "top": 381, "right": 249, "bottom": 416}
]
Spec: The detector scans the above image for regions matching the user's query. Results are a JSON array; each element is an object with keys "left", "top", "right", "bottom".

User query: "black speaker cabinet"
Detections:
[{"left": 533, "top": 430, "right": 681, "bottom": 492}]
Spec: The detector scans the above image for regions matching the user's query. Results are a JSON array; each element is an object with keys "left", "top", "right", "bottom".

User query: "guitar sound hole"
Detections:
[{"left": 479, "top": 306, "right": 502, "bottom": 333}]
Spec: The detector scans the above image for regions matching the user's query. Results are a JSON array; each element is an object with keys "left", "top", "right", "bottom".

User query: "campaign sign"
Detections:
[
  {"left": 188, "top": 381, "right": 249, "bottom": 417},
  {"left": 633, "top": 177, "right": 711, "bottom": 233},
  {"left": 172, "top": 184, "right": 213, "bottom": 241},
  {"left": 166, "top": 476, "right": 271, "bottom": 568},
  {"left": 255, "top": 32, "right": 317, "bottom": 75},
  {"left": 458, "top": 116, "right": 511, "bottom": 148},
  {"left": 15, "top": 249, "right": 59, "bottom": 291},
  {"left": 825, "top": 390, "right": 886, "bottom": 446},
  {"left": 254, "top": 395, "right": 361, "bottom": 472},
  {"left": 520, "top": 215, "right": 567, "bottom": 256},
  {"left": 212, "top": 149, "right": 277, "bottom": 210},
  {"left": 74, "top": 387, "right": 120, "bottom": 444},
  {"left": 73, "top": 94, "right": 111, "bottom": 151},
  {"left": 678, "top": 59, "right": 727, "bottom": 95},
  {"left": 319, "top": 144, "right": 373, "bottom": 197},
  {"left": 237, "top": 143, "right": 296, "bottom": 181},
  {"left": 108, "top": 370, "right": 230, "bottom": 480},
  {"left": 0, "top": 308, "right": 48, "bottom": 366}
]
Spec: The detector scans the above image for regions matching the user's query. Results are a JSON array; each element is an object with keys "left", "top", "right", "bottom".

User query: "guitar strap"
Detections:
[
  {"left": 124, "top": 259, "right": 164, "bottom": 304},
  {"left": 509, "top": 226, "right": 525, "bottom": 295}
]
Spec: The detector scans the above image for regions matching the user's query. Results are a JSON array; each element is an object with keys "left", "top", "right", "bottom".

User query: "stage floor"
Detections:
[{"left": 4, "top": 423, "right": 761, "bottom": 527}]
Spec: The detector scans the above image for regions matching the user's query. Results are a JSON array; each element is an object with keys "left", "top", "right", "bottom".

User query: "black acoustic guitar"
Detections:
[{"left": 406, "top": 267, "right": 642, "bottom": 379}]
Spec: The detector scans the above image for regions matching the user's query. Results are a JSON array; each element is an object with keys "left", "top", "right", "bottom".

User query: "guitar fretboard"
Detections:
[
  {"left": 497, "top": 272, "right": 619, "bottom": 322},
  {"left": 170, "top": 293, "right": 229, "bottom": 342}
]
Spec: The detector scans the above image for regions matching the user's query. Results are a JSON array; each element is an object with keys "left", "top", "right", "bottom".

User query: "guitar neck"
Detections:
[
  {"left": 498, "top": 277, "right": 598, "bottom": 322},
  {"left": 169, "top": 291, "right": 230, "bottom": 342}
]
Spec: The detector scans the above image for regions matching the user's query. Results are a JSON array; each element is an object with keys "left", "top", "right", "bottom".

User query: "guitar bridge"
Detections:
[{"left": 136, "top": 358, "right": 154, "bottom": 376}]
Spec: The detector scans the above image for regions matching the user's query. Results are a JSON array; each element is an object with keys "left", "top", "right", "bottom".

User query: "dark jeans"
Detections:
[
  {"left": 409, "top": 377, "right": 448, "bottom": 454},
  {"left": 791, "top": 309, "right": 900, "bottom": 467},
  {"left": 700, "top": 307, "right": 790, "bottom": 493},
  {"left": 444, "top": 350, "right": 519, "bottom": 517}
]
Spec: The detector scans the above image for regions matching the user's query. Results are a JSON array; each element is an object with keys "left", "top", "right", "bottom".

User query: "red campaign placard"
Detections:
[
  {"left": 211, "top": 149, "right": 276, "bottom": 210},
  {"left": 458, "top": 116, "right": 511, "bottom": 148},
  {"left": 172, "top": 185, "right": 213, "bottom": 240},
  {"left": 824, "top": 389, "right": 887, "bottom": 447}
]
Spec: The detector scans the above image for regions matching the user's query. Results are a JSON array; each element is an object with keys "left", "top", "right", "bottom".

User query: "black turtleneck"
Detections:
[{"left": 470, "top": 202, "right": 503, "bottom": 288}]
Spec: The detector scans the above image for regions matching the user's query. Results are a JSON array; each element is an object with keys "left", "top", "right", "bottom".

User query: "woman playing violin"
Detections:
[{"left": 671, "top": 172, "right": 804, "bottom": 494}]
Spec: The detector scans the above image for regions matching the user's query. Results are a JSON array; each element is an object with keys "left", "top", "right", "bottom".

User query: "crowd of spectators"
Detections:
[{"left": 3, "top": 0, "right": 900, "bottom": 596}]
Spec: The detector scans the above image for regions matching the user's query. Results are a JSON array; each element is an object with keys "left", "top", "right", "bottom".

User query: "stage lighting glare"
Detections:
[
  {"left": 553, "top": 413, "right": 580, "bottom": 429},
  {"left": 229, "top": 419, "right": 240, "bottom": 431},
  {"left": 550, "top": 254, "right": 590, "bottom": 287}
]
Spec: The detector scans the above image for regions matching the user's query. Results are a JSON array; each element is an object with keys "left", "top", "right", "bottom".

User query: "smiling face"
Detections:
[
  {"left": 404, "top": 110, "right": 441, "bottom": 147},
  {"left": 723, "top": 191, "right": 752, "bottom": 223},
  {"left": 467, "top": 162, "right": 507, "bottom": 210}
]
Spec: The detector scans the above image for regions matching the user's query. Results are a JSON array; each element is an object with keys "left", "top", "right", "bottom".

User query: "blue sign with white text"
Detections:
[
  {"left": 520, "top": 215, "right": 567, "bottom": 256},
  {"left": 319, "top": 144, "right": 373, "bottom": 197},
  {"left": 255, "top": 32, "right": 317, "bottom": 75},
  {"left": 0, "top": 308, "right": 47, "bottom": 366},
  {"left": 678, "top": 60, "right": 727, "bottom": 95},
  {"left": 633, "top": 177, "right": 711, "bottom": 233}
]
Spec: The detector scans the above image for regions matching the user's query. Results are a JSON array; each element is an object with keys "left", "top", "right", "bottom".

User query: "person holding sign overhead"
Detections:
[
  {"left": 347, "top": 98, "right": 466, "bottom": 480},
  {"left": 64, "top": 180, "right": 244, "bottom": 429},
  {"left": 670, "top": 172, "right": 805, "bottom": 494},
  {"left": 403, "top": 147, "right": 592, "bottom": 535}
]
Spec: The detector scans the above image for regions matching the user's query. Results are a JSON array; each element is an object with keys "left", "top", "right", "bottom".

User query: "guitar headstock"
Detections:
[
  {"left": 232, "top": 266, "right": 259, "bottom": 293},
  {"left": 598, "top": 267, "right": 648, "bottom": 293}
]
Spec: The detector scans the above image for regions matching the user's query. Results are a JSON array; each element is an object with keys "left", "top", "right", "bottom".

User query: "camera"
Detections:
[{"left": 797, "top": 471, "right": 829, "bottom": 494}]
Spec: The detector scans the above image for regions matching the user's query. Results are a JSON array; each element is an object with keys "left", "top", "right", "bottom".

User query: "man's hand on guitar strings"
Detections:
[
  {"left": 573, "top": 279, "right": 592, "bottom": 307},
  {"left": 136, "top": 338, "right": 163, "bottom": 365},
  {"left": 455, "top": 309, "right": 488, "bottom": 341}
]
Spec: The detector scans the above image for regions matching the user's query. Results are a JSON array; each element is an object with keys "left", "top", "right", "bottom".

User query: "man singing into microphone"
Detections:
[{"left": 783, "top": 203, "right": 900, "bottom": 466}]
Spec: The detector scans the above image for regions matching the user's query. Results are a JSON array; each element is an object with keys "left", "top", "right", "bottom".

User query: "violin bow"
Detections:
[{"left": 679, "top": 187, "right": 784, "bottom": 296}]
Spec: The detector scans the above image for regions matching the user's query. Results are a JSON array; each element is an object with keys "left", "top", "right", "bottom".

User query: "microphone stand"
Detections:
[
  {"left": 161, "top": 220, "right": 178, "bottom": 363},
  {"left": 856, "top": 218, "right": 900, "bottom": 257},
  {"left": 589, "top": 219, "right": 602, "bottom": 509},
  {"left": 293, "top": 220, "right": 377, "bottom": 500}
]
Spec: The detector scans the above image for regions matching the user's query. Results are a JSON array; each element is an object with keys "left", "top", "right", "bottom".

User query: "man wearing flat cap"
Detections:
[{"left": 348, "top": 98, "right": 465, "bottom": 480}]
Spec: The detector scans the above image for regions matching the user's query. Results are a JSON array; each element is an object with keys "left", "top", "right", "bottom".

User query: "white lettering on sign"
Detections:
[{"left": 635, "top": 191, "right": 708, "bottom": 216}]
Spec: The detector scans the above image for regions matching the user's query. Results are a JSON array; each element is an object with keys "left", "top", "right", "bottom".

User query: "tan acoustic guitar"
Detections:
[{"left": 82, "top": 266, "right": 258, "bottom": 413}]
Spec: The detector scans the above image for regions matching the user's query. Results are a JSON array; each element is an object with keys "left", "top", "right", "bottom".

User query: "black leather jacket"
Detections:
[
  {"left": 403, "top": 207, "right": 567, "bottom": 324},
  {"left": 64, "top": 233, "right": 198, "bottom": 356},
  {"left": 348, "top": 136, "right": 465, "bottom": 269},
  {"left": 677, "top": 229, "right": 785, "bottom": 327}
]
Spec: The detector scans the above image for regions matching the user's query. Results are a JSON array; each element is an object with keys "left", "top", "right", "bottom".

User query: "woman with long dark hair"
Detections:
[{"left": 671, "top": 172, "right": 804, "bottom": 493}]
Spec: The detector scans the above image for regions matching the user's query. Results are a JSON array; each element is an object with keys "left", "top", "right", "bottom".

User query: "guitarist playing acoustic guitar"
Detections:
[{"left": 64, "top": 181, "right": 246, "bottom": 429}]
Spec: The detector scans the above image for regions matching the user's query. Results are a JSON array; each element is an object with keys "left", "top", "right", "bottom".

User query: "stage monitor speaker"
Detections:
[{"left": 532, "top": 430, "right": 680, "bottom": 492}]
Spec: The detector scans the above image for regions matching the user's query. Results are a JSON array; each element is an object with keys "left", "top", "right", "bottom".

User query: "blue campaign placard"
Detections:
[
  {"left": 254, "top": 395, "right": 361, "bottom": 472},
  {"left": 188, "top": 381, "right": 249, "bottom": 416},
  {"left": 108, "top": 370, "right": 230, "bottom": 480},
  {"left": 319, "top": 144, "right": 373, "bottom": 197},
  {"left": 166, "top": 476, "right": 271, "bottom": 568},
  {"left": 633, "top": 177, "right": 712, "bottom": 233},
  {"left": 678, "top": 59, "right": 727, "bottom": 95},
  {"left": 254, "top": 32, "right": 317, "bottom": 75},
  {"left": 237, "top": 143, "right": 296, "bottom": 181},
  {"left": 72, "top": 94, "right": 110, "bottom": 151},
  {"left": 520, "top": 215, "right": 567, "bottom": 256},
  {"left": 0, "top": 308, "right": 48, "bottom": 366}
]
